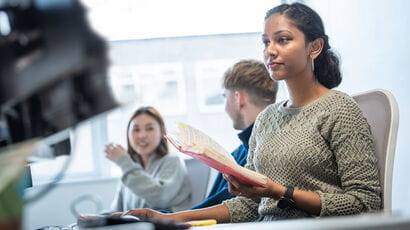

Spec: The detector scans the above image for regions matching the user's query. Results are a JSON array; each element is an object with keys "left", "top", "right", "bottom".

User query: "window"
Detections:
[
  {"left": 109, "top": 63, "right": 186, "bottom": 115},
  {"left": 194, "top": 59, "right": 236, "bottom": 112}
]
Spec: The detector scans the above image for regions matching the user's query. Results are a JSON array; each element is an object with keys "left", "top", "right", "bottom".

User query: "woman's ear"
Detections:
[
  {"left": 162, "top": 127, "right": 167, "bottom": 136},
  {"left": 309, "top": 38, "right": 324, "bottom": 59}
]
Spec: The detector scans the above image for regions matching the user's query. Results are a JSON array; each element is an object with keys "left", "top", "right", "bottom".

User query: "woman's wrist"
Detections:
[
  {"left": 269, "top": 182, "right": 286, "bottom": 200},
  {"left": 169, "top": 210, "right": 194, "bottom": 222}
]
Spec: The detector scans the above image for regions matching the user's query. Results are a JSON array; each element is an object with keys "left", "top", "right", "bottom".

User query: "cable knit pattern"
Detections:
[{"left": 224, "top": 90, "right": 382, "bottom": 222}]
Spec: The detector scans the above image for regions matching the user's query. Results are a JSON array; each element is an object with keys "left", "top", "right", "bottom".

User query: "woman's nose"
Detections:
[
  {"left": 265, "top": 43, "right": 278, "bottom": 59},
  {"left": 137, "top": 131, "right": 147, "bottom": 138}
]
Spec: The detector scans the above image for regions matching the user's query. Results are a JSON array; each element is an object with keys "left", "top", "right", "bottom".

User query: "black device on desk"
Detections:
[
  {"left": 77, "top": 215, "right": 190, "bottom": 230},
  {"left": 77, "top": 215, "right": 141, "bottom": 228}
]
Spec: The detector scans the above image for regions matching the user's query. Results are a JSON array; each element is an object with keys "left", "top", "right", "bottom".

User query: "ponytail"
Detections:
[{"left": 314, "top": 49, "right": 341, "bottom": 89}]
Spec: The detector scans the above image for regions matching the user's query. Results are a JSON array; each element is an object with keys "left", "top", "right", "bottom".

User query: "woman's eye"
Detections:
[
  {"left": 146, "top": 127, "right": 154, "bottom": 131},
  {"left": 278, "top": 37, "right": 291, "bottom": 44},
  {"left": 262, "top": 40, "right": 270, "bottom": 48}
]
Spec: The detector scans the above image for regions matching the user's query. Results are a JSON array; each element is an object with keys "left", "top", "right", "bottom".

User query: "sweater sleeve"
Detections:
[
  {"left": 318, "top": 100, "right": 382, "bottom": 216},
  {"left": 223, "top": 126, "right": 261, "bottom": 222},
  {"left": 115, "top": 154, "right": 189, "bottom": 209}
]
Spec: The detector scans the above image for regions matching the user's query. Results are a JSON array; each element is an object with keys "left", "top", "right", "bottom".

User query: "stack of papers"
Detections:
[{"left": 166, "top": 123, "right": 267, "bottom": 187}]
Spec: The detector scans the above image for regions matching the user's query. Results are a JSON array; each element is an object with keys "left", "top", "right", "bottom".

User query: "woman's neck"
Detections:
[
  {"left": 140, "top": 155, "right": 151, "bottom": 169},
  {"left": 285, "top": 73, "right": 329, "bottom": 108}
]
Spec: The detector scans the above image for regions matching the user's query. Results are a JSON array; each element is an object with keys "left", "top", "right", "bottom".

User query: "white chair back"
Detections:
[
  {"left": 352, "top": 89, "right": 399, "bottom": 213},
  {"left": 184, "top": 158, "right": 211, "bottom": 206}
]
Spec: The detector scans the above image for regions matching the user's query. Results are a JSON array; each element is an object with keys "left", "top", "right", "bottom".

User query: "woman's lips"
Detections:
[
  {"left": 268, "top": 62, "right": 283, "bottom": 69},
  {"left": 137, "top": 142, "right": 149, "bottom": 147}
]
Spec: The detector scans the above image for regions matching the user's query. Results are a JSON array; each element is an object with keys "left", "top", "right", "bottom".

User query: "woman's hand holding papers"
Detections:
[{"left": 224, "top": 174, "right": 284, "bottom": 200}]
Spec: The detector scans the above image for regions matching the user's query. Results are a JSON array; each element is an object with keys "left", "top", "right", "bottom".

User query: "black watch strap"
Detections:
[
  {"left": 277, "top": 186, "right": 295, "bottom": 209},
  {"left": 283, "top": 186, "right": 294, "bottom": 200}
]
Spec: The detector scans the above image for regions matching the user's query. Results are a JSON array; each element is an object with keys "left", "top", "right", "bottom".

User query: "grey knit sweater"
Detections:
[
  {"left": 110, "top": 153, "right": 192, "bottom": 212},
  {"left": 224, "top": 90, "right": 382, "bottom": 222}
]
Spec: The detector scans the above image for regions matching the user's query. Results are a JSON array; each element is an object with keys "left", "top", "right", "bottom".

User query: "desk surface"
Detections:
[
  {"left": 79, "top": 213, "right": 410, "bottom": 230},
  {"left": 194, "top": 213, "right": 410, "bottom": 230}
]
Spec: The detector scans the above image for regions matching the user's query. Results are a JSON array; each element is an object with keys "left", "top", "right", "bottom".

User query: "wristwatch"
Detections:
[{"left": 277, "top": 186, "right": 295, "bottom": 209}]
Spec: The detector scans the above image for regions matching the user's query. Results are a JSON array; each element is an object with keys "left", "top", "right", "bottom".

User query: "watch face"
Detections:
[{"left": 277, "top": 198, "right": 294, "bottom": 209}]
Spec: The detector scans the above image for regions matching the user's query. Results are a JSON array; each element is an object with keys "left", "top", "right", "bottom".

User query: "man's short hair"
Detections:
[{"left": 222, "top": 59, "right": 278, "bottom": 106}]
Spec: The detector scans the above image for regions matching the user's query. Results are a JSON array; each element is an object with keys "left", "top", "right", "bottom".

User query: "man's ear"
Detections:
[
  {"left": 309, "top": 38, "right": 324, "bottom": 59},
  {"left": 234, "top": 90, "right": 246, "bottom": 109}
]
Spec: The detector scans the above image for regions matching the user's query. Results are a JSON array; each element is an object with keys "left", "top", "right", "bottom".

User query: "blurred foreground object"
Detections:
[
  {"left": 0, "top": 0, "right": 118, "bottom": 228},
  {"left": 0, "top": 139, "right": 39, "bottom": 229},
  {"left": 0, "top": 0, "right": 117, "bottom": 146}
]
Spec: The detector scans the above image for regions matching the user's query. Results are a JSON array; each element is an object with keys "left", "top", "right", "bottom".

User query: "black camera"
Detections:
[{"left": 0, "top": 0, "right": 117, "bottom": 147}]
